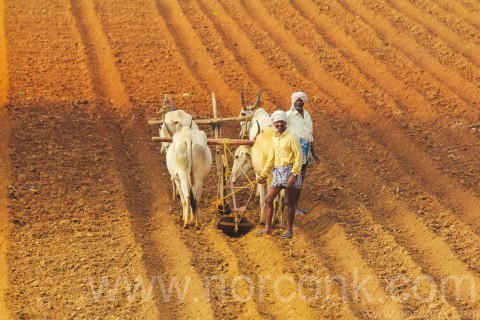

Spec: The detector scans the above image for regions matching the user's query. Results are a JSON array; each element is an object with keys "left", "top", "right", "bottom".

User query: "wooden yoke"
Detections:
[
  {"left": 152, "top": 137, "right": 255, "bottom": 146},
  {"left": 148, "top": 115, "right": 253, "bottom": 126}
]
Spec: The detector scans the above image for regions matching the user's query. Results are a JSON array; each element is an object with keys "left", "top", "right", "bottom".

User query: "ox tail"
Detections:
[
  {"left": 185, "top": 129, "right": 197, "bottom": 214},
  {"left": 190, "top": 188, "right": 197, "bottom": 214}
]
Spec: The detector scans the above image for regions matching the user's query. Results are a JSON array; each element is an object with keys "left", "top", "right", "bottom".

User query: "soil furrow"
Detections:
[
  {"left": 4, "top": 0, "right": 480, "bottom": 318},
  {"left": 294, "top": 0, "right": 480, "bottom": 125},
  {"left": 300, "top": 0, "right": 480, "bottom": 192},
  {"left": 72, "top": 1, "right": 220, "bottom": 316},
  {"left": 250, "top": 0, "right": 480, "bottom": 201},
  {"left": 336, "top": 118, "right": 480, "bottom": 273},
  {"left": 173, "top": 0, "right": 277, "bottom": 109},
  {"left": 365, "top": 120, "right": 480, "bottom": 235},
  {"left": 456, "top": 0, "right": 480, "bottom": 19},
  {"left": 235, "top": 0, "right": 393, "bottom": 122},
  {"left": 92, "top": 0, "right": 208, "bottom": 114},
  {"left": 434, "top": 0, "right": 480, "bottom": 29},
  {"left": 334, "top": 110, "right": 480, "bottom": 251},
  {"left": 6, "top": 105, "right": 158, "bottom": 319},
  {"left": 194, "top": 0, "right": 295, "bottom": 108},
  {"left": 261, "top": 0, "right": 430, "bottom": 119},
  {"left": 333, "top": 0, "right": 480, "bottom": 119},
  {"left": 152, "top": 0, "right": 239, "bottom": 110},
  {"left": 0, "top": 106, "right": 11, "bottom": 320},
  {"left": 285, "top": 0, "right": 480, "bottom": 190},
  {"left": 4, "top": 0, "right": 93, "bottom": 105},
  {"left": 199, "top": 227, "right": 265, "bottom": 319},
  {"left": 338, "top": 0, "right": 479, "bottom": 106},
  {"left": 280, "top": 231, "right": 358, "bottom": 318},
  {"left": 384, "top": 0, "right": 480, "bottom": 66},
  {"left": 225, "top": 234, "right": 325, "bottom": 319},
  {"left": 421, "top": 0, "right": 480, "bottom": 41},
  {"left": 0, "top": 0, "right": 9, "bottom": 316},
  {"left": 307, "top": 220, "right": 405, "bottom": 318},
  {"left": 98, "top": 110, "right": 216, "bottom": 319},
  {"left": 307, "top": 204, "right": 461, "bottom": 318},
  {"left": 0, "top": 0, "right": 7, "bottom": 107},
  {"left": 314, "top": 115, "right": 480, "bottom": 312},
  {"left": 213, "top": 0, "right": 480, "bottom": 247},
  {"left": 71, "top": 0, "right": 131, "bottom": 110},
  {"left": 236, "top": 1, "right": 480, "bottom": 231},
  {"left": 298, "top": 167, "right": 462, "bottom": 318},
  {"left": 288, "top": 0, "right": 470, "bottom": 122}
]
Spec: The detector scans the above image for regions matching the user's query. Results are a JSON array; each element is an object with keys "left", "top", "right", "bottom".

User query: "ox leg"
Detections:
[
  {"left": 173, "top": 177, "right": 189, "bottom": 227},
  {"left": 191, "top": 170, "right": 207, "bottom": 229},
  {"left": 178, "top": 173, "right": 191, "bottom": 228},
  {"left": 171, "top": 177, "right": 177, "bottom": 201}
]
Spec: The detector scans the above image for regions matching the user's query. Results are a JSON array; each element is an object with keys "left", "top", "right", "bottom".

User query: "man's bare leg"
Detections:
[{"left": 263, "top": 187, "right": 282, "bottom": 234}]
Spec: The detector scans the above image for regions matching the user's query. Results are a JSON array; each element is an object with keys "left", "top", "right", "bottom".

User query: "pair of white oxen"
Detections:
[{"left": 160, "top": 92, "right": 284, "bottom": 229}]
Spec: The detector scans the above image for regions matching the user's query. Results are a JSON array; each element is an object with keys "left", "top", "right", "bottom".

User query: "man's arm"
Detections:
[
  {"left": 291, "top": 136, "right": 303, "bottom": 176},
  {"left": 258, "top": 145, "right": 275, "bottom": 183}
]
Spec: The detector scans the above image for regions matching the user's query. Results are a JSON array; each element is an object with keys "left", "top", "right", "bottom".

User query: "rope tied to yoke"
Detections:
[{"left": 211, "top": 139, "right": 256, "bottom": 209}]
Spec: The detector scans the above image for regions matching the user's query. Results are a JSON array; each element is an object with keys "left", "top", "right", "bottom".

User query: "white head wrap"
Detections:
[
  {"left": 291, "top": 91, "right": 308, "bottom": 107},
  {"left": 271, "top": 110, "right": 288, "bottom": 123}
]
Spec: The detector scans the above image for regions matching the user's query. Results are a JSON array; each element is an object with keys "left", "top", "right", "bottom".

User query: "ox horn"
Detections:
[
  {"left": 240, "top": 86, "right": 246, "bottom": 110},
  {"left": 169, "top": 95, "right": 174, "bottom": 111},
  {"left": 248, "top": 89, "right": 261, "bottom": 110},
  {"left": 162, "top": 94, "right": 168, "bottom": 118},
  {"left": 252, "top": 120, "right": 261, "bottom": 140}
]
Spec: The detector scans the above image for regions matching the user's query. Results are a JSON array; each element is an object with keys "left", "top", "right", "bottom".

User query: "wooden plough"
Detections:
[{"left": 148, "top": 93, "right": 257, "bottom": 236}]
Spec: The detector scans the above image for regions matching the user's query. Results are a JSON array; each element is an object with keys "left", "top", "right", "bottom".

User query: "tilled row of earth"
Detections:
[{"left": 1, "top": 0, "right": 480, "bottom": 319}]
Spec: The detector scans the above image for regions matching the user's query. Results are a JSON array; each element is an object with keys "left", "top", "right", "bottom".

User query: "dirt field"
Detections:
[{"left": 1, "top": 0, "right": 480, "bottom": 319}]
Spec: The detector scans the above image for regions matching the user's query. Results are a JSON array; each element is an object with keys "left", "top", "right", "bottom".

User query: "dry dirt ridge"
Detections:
[{"left": 1, "top": 0, "right": 480, "bottom": 319}]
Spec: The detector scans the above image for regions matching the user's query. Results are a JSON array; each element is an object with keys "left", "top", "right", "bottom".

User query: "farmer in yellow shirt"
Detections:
[{"left": 257, "top": 110, "right": 302, "bottom": 238}]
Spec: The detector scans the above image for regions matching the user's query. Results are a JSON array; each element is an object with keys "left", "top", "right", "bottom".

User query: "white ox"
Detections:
[
  {"left": 238, "top": 87, "right": 261, "bottom": 139},
  {"left": 159, "top": 110, "right": 199, "bottom": 154},
  {"left": 231, "top": 127, "right": 284, "bottom": 227},
  {"left": 166, "top": 126, "right": 212, "bottom": 228}
]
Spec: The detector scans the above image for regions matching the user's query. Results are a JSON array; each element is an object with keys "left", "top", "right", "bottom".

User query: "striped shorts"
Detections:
[{"left": 271, "top": 164, "right": 302, "bottom": 189}]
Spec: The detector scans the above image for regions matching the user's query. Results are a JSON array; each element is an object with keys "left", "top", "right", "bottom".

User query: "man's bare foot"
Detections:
[{"left": 255, "top": 230, "right": 272, "bottom": 236}]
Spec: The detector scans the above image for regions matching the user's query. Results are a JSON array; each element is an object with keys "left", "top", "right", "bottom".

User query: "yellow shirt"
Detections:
[{"left": 260, "top": 129, "right": 302, "bottom": 177}]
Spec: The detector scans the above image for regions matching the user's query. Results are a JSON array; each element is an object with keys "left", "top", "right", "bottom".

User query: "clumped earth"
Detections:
[{"left": 1, "top": 0, "right": 480, "bottom": 319}]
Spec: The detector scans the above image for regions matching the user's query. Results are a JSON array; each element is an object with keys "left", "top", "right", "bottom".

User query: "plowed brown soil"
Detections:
[{"left": 1, "top": 0, "right": 480, "bottom": 319}]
